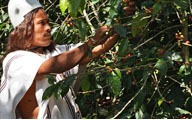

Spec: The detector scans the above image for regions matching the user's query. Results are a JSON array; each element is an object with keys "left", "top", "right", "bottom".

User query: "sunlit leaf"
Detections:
[
  {"left": 91, "top": 0, "right": 99, "bottom": 4},
  {"left": 158, "top": 97, "right": 165, "bottom": 106},
  {"left": 175, "top": 107, "right": 191, "bottom": 115},
  {"left": 155, "top": 59, "right": 168, "bottom": 75},
  {"left": 108, "top": 68, "right": 121, "bottom": 96},
  {"left": 59, "top": 0, "right": 69, "bottom": 15},
  {"left": 178, "top": 65, "right": 186, "bottom": 75}
]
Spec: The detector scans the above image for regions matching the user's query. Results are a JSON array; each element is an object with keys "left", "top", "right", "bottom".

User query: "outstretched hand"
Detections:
[
  {"left": 92, "top": 25, "right": 110, "bottom": 45},
  {"left": 92, "top": 25, "right": 118, "bottom": 46}
]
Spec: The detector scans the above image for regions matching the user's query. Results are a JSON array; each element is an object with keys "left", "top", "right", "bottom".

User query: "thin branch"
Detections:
[
  {"left": 45, "top": 0, "right": 57, "bottom": 12},
  {"left": 83, "top": 9, "right": 95, "bottom": 34},
  {"left": 111, "top": 73, "right": 149, "bottom": 119},
  {"left": 89, "top": 1, "right": 102, "bottom": 26},
  {"left": 78, "top": 85, "right": 109, "bottom": 94},
  {"left": 174, "top": 7, "right": 182, "bottom": 24},
  {"left": 133, "top": 25, "right": 182, "bottom": 50},
  {"left": 167, "top": 76, "right": 192, "bottom": 96}
]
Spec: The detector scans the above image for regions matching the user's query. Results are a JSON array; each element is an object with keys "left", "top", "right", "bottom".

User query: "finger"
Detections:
[{"left": 99, "top": 26, "right": 110, "bottom": 34}]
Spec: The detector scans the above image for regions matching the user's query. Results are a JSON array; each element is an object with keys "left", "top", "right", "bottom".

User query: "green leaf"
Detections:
[
  {"left": 155, "top": 59, "right": 168, "bottom": 75},
  {"left": 91, "top": 0, "right": 99, "bottom": 4},
  {"left": 152, "top": 2, "right": 162, "bottom": 15},
  {"left": 171, "top": 52, "right": 182, "bottom": 62},
  {"left": 135, "top": 108, "right": 144, "bottom": 119},
  {"left": 134, "top": 88, "right": 147, "bottom": 109},
  {"left": 78, "top": 0, "right": 86, "bottom": 15},
  {"left": 108, "top": 68, "right": 121, "bottom": 96},
  {"left": 59, "top": 0, "right": 69, "bottom": 15},
  {"left": 42, "top": 85, "right": 56, "bottom": 100},
  {"left": 178, "top": 64, "right": 191, "bottom": 76},
  {"left": 113, "top": 68, "right": 122, "bottom": 78},
  {"left": 60, "top": 82, "right": 70, "bottom": 96},
  {"left": 178, "top": 65, "right": 186, "bottom": 75},
  {"left": 46, "top": 75, "right": 56, "bottom": 85},
  {"left": 54, "top": 83, "right": 63, "bottom": 99},
  {"left": 134, "top": 92, "right": 147, "bottom": 119},
  {"left": 75, "top": 20, "right": 87, "bottom": 41},
  {"left": 81, "top": 76, "right": 91, "bottom": 91},
  {"left": 109, "top": 8, "right": 117, "bottom": 18},
  {"left": 117, "top": 38, "right": 129, "bottom": 57},
  {"left": 175, "top": 107, "right": 191, "bottom": 115},
  {"left": 60, "top": 74, "right": 76, "bottom": 96},
  {"left": 131, "top": 13, "right": 149, "bottom": 37},
  {"left": 64, "top": 74, "right": 76, "bottom": 85},
  {"left": 174, "top": 0, "right": 188, "bottom": 10},
  {"left": 114, "top": 24, "right": 126, "bottom": 38},
  {"left": 68, "top": 0, "right": 82, "bottom": 17},
  {"left": 158, "top": 97, "right": 165, "bottom": 106},
  {"left": 0, "top": 23, "right": 6, "bottom": 29}
]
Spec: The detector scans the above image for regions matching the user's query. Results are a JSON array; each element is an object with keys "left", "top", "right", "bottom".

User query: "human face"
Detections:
[{"left": 32, "top": 9, "right": 51, "bottom": 47}]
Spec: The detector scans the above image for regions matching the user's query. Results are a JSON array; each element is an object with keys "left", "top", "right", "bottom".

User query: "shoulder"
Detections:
[
  {"left": 3, "top": 50, "right": 44, "bottom": 67},
  {"left": 5, "top": 50, "right": 40, "bottom": 59}
]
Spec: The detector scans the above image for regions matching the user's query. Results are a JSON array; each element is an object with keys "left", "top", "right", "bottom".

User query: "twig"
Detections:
[
  {"left": 111, "top": 73, "right": 149, "bottom": 119},
  {"left": 133, "top": 25, "right": 182, "bottom": 50},
  {"left": 174, "top": 7, "right": 182, "bottom": 24},
  {"left": 45, "top": 0, "right": 57, "bottom": 12},
  {"left": 78, "top": 85, "right": 109, "bottom": 94},
  {"left": 89, "top": 1, "right": 102, "bottom": 26},
  {"left": 83, "top": 9, "right": 95, "bottom": 33},
  {"left": 167, "top": 76, "right": 192, "bottom": 96}
]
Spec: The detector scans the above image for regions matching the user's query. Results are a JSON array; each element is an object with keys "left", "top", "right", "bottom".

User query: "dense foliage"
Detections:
[{"left": 1, "top": 0, "right": 192, "bottom": 119}]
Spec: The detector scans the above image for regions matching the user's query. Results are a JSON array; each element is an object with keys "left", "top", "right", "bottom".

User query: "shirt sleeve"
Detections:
[
  {"left": 7, "top": 51, "right": 45, "bottom": 91},
  {"left": 0, "top": 51, "right": 46, "bottom": 119},
  {"left": 53, "top": 44, "right": 83, "bottom": 78}
]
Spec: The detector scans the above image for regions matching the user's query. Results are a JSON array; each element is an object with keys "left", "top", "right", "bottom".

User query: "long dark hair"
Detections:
[{"left": 1, "top": 8, "right": 55, "bottom": 62}]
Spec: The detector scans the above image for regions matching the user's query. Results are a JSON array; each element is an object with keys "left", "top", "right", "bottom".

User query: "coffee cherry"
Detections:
[
  {"left": 185, "top": 40, "right": 190, "bottom": 44},
  {"left": 123, "top": 0, "right": 136, "bottom": 16},
  {"left": 69, "top": 22, "right": 73, "bottom": 26}
]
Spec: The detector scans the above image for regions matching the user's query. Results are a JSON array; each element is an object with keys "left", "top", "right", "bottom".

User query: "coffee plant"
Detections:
[{"left": 1, "top": 0, "right": 192, "bottom": 119}]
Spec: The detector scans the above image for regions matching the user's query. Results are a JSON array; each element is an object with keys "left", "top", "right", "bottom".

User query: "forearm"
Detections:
[
  {"left": 37, "top": 43, "right": 89, "bottom": 75},
  {"left": 79, "top": 33, "right": 119, "bottom": 65}
]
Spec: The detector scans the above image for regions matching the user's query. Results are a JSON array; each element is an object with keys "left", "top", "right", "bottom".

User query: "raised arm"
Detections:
[
  {"left": 37, "top": 26, "right": 118, "bottom": 75},
  {"left": 37, "top": 42, "right": 90, "bottom": 75}
]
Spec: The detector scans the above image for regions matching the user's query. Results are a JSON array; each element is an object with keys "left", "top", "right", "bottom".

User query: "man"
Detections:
[{"left": 0, "top": 0, "right": 119, "bottom": 119}]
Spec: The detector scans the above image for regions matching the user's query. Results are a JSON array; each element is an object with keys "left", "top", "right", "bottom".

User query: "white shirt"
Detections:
[{"left": 0, "top": 44, "right": 82, "bottom": 119}]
